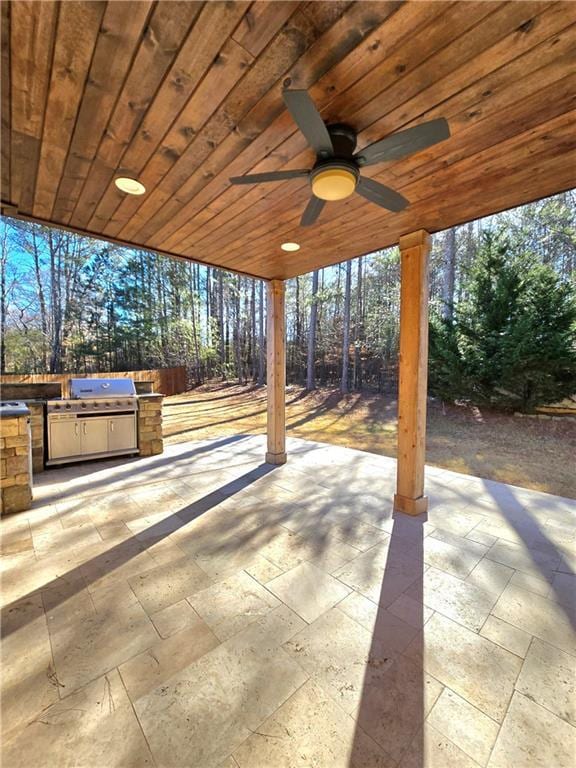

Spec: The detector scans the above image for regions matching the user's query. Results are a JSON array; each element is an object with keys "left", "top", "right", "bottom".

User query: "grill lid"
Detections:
[{"left": 69, "top": 378, "right": 136, "bottom": 399}]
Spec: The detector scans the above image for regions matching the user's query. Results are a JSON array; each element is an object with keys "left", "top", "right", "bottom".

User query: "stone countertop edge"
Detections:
[{"left": 0, "top": 403, "right": 31, "bottom": 418}]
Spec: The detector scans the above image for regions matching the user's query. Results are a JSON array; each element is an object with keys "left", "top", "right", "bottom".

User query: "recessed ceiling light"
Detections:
[
  {"left": 281, "top": 242, "right": 300, "bottom": 252},
  {"left": 115, "top": 177, "right": 146, "bottom": 195}
]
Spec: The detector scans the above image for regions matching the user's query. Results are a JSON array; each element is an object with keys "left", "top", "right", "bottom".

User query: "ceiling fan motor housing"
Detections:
[{"left": 325, "top": 123, "right": 357, "bottom": 157}]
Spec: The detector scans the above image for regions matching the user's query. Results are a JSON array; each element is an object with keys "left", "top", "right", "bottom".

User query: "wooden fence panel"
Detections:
[{"left": 0, "top": 367, "right": 188, "bottom": 396}]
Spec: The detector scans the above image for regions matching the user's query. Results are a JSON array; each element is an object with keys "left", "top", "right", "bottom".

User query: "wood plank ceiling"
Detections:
[{"left": 1, "top": 1, "right": 575, "bottom": 280}]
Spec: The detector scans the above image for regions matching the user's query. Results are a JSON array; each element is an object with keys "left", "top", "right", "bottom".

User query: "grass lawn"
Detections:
[{"left": 163, "top": 382, "right": 576, "bottom": 499}]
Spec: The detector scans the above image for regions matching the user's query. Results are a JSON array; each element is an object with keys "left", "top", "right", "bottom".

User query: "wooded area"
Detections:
[{"left": 1, "top": 191, "right": 575, "bottom": 411}]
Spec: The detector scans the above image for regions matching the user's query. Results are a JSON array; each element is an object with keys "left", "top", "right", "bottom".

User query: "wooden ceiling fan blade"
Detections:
[
  {"left": 355, "top": 118, "right": 450, "bottom": 167},
  {"left": 300, "top": 195, "right": 326, "bottom": 226},
  {"left": 229, "top": 170, "right": 309, "bottom": 184},
  {"left": 283, "top": 90, "right": 334, "bottom": 158},
  {"left": 356, "top": 178, "right": 408, "bottom": 212}
]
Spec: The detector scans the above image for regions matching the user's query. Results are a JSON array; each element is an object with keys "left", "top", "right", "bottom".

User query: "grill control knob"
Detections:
[
  {"left": 54, "top": 404, "right": 61, "bottom": 410},
  {"left": 81, "top": 402, "right": 87, "bottom": 409},
  {"left": 65, "top": 403, "right": 71, "bottom": 410}
]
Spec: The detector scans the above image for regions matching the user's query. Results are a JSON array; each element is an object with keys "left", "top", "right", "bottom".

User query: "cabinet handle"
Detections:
[
  {"left": 110, "top": 421, "right": 114, "bottom": 432},
  {"left": 75, "top": 423, "right": 79, "bottom": 436},
  {"left": 83, "top": 422, "right": 87, "bottom": 435}
]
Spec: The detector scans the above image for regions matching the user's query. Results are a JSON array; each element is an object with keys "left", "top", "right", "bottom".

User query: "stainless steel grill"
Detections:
[{"left": 47, "top": 378, "right": 139, "bottom": 466}]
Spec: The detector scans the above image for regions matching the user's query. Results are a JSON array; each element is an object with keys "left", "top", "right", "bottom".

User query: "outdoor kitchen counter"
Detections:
[
  {"left": 137, "top": 393, "right": 164, "bottom": 457},
  {"left": 2, "top": 398, "right": 46, "bottom": 474},
  {"left": 0, "top": 402, "right": 33, "bottom": 514}
]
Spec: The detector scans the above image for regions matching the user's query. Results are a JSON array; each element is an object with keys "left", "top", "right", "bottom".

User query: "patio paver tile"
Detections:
[
  {"left": 284, "top": 607, "right": 442, "bottom": 760},
  {"left": 284, "top": 607, "right": 383, "bottom": 713},
  {"left": 266, "top": 561, "right": 351, "bottom": 624},
  {"left": 485, "top": 539, "right": 559, "bottom": 578},
  {"left": 427, "top": 687, "right": 500, "bottom": 766},
  {"left": 119, "top": 620, "right": 220, "bottom": 700},
  {"left": 406, "top": 567, "right": 497, "bottom": 632},
  {"left": 387, "top": 592, "right": 434, "bottom": 629},
  {"left": 338, "top": 590, "right": 420, "bottom": 651},
  {"left": 128, "top": 555, "right": 212, "bottom": 615},
  {"left": 399, "top": 724, "right": 483, "bottom": 768},
  {"left": 480, "top": 615, "right": 532, "bottom": 658},
  {"left": 45, "top": 585, "right": 158, "bottom": 692},
  {"left": 1, "top": 592, "right": 60, "bottom": 739},
  {"left": 466, "top": 529, "right": 498, "bottom": 547},
  {"left": 509, "top": 568, "right": 551, "bottom": 596},
  {"left": 515, "top": 638, "right": 576, "bottom": 725},
  {"left": 465, "top": 558, "right": 513, "bottom": 596},
  {"left": 548, "top": 571, "right": 576, "bottom": 620},
  {"left": 487, "top": 692, "right": 576, "bottom": 768},
  {"left": 242, "top": 553, "right": 284, "bottom": 583},
  {"left": 233, "top": 679, "right": 394, "bottom": 768},
  {"left": 333, "top": 540, "right": 421, "bottom": 606},
  {"left": 427, "top": 510, "right": 485, "bottom": 538},
  {"left": 2, "top": 669, "right": 154, "bottom": 768},
  {"left": 188, "top": 570, "right": 280, "bottom": 640},
  {"left": 133, "top": 605, "right": 308, "bottom": 768},
  {"left": 150, "top": 598, "right": 203, "bottom": 638},
  {"left": 421, "top": 535, "right": 485, "bottom": 579},
  {"left": 405, "top": 612, "right": 522, "bottom": 722},
  {"left": 491, "top": 583, "right": 576, "bottom": 655}
]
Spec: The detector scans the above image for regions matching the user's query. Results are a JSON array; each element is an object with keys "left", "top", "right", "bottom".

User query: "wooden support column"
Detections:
[
  {"left": 266, "top": 279, "right": 286, "bottom": 465},
  {"left": 394, "top": 230, "right": 431, "bottom": 515}
]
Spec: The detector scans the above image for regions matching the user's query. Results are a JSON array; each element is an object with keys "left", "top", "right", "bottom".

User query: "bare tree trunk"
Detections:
[
  {"left": 306, "top": 270, "right": 319, "bottom": 390},
  {"left": 218, "top": 271, "right": 225, "bottom": 378},
  {"left": 234, "top": 276, "right": 243, "bottom": 383},
  {"left": 441, "top": 227, "right": 456, "bottom": 320},
  {"left": 0, "top": 228, "right": 7, "bottom": 372},
  {"left": 49, "top": 230, "right": 63, "bottom": 373},
  {"left": 294, "top": 275, "right": 301, "bottom": 381},
  {"left": 250, "top": 279, "right": 257, "bottom": 381},
  {"left": 189, "top": 263, "right": 201, "bottom": 384},
  {"left": 353, "top": 255, "right": 363, "bottom": 390},
  {"left": 205, "top": 266, "right": 211, "bottom": 350},
  {"left": 258, "top": 280, "right": 265, "bottom": 385},
  {"left": 340, "top": 259, "right": 352, "bottom": 394}
]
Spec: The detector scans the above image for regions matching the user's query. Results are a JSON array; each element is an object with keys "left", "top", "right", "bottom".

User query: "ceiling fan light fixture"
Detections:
[
  {"left": 281, "top": 242, "right": 300, "bottom": 252},
  {"left": 115, "top": 177, "right": 146, "bottom": 195},
  {"left": 311, "top": 166, "right": 357, "bottom": 201},
  {"left": 229, "top": 89, "right": 449, "bottom": 225}
]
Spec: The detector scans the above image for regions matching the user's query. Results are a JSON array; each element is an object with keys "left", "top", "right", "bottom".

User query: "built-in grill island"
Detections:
[{"left": 47, "top": 378, "right": 139, "bottom": 465}]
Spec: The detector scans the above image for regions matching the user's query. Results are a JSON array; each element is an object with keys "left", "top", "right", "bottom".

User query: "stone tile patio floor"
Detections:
[{"left": 1, "top": 434, "right": 575, "bottom": 767}]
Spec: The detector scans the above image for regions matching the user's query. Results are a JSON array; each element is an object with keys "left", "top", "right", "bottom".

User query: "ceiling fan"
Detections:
[{"left": 229, "top": 89, "right": 450, "bottom": 226}]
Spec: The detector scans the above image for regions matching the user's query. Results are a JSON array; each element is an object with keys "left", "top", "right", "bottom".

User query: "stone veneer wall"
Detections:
[
  {"left": 1, "top": 413, "right": 33, "bottom": 514},
  {"left": 137, "top": 394, "right": 164, "bottom": 457},
  {"left": 28, "top": 403, "right": 45, "bottom": 473}
]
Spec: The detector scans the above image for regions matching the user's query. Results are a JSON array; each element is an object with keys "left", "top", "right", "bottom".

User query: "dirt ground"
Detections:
[{"left": 163, "top": 382, "right": 576, "bottom": 499}]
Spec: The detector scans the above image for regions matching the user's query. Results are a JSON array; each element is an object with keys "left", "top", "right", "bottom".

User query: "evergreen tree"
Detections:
[{"left": 429, "top": 231, "right": 576, "bottom": 411}]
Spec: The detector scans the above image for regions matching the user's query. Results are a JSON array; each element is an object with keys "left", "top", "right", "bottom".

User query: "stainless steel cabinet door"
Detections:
[
  {"left": 108, "top": 415, "right": 137, "bottom": 452},
  {"left": 49, "top": 420, "right": 81, "bottom": 459},
  {"left": 80, "top": 418, "right": 109, "bottom": 455}
]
